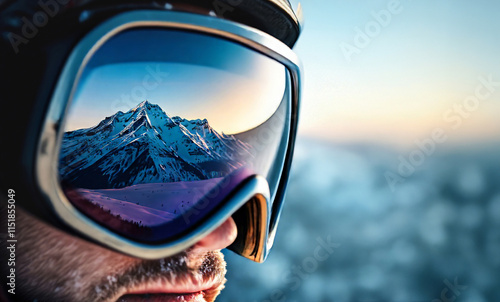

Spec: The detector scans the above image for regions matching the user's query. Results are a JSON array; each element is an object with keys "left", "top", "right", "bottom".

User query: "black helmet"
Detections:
[{"left": 0, "top": 0, "right": 301, "bottom": 47}]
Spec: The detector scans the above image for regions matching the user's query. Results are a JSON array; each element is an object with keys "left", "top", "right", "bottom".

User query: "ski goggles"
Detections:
[{"left": 36, "top": 10, "right": 301, "bottom": 262}]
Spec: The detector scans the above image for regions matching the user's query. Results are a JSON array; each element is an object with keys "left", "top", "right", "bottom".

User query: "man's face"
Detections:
[{"left": 13, "top": 206, "right": 237, "bottom": 302}]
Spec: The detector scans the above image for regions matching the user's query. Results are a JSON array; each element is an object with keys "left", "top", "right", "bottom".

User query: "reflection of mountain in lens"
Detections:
[{"left": 59, "top": 100, "right": 253, "bottom": 189}]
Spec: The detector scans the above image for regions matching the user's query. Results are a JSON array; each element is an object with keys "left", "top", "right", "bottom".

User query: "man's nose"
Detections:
[{"left": 192, "top": 217, "right": 237, "bottom": 251}]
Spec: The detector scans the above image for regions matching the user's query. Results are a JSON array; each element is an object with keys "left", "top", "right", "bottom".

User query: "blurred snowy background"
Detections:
[
  {"left": 218, "top": 1, "right": 500, "bottom": 301},
  {"left": 219, "top": 139, "right": 500, "bottom": 302}
]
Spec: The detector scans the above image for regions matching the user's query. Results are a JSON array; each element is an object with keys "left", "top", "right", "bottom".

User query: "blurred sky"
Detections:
[{"left": 292, "top": 0, "right": 500, "bottom": 148}]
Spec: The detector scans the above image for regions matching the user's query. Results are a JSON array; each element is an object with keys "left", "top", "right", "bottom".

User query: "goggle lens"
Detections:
[{"left": 58, "top": 28, "right": 291, "bottom": 242}]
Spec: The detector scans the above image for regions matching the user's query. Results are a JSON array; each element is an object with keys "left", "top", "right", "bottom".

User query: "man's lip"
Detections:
[
  {"left": 113, "top": 277, "right": 223, "bottom": 302},
  {"left": 117, "top": 292, "right": 205, "bottom": 302},
  {"left": 120, "top": 277, "right": 222, "bottom": 295}
]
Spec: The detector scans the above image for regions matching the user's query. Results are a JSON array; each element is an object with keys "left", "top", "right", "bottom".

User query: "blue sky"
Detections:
[
  {"left": 293, "top": 0, "right": 500, "bottom": 147},
  {"left": 66, "top": 29, "right": 286, "bottom": 134}
]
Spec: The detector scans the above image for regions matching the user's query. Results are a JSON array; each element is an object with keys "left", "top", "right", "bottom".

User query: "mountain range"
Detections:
[{"left": 59, "top": 100, "right": 252, "bottom": 189}]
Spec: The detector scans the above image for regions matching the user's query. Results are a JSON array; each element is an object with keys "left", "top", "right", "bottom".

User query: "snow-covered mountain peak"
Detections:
[
  {"left": 60, "top": 101, "right": 253, "bottom": 189},
  {"left": 131, "top": 100, "right": 157, "bottom": 111}
]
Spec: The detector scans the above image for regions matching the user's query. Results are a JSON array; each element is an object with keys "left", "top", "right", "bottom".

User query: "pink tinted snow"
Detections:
[{"left": 76, "top": 178, "right": 223, "bottom": 226}]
